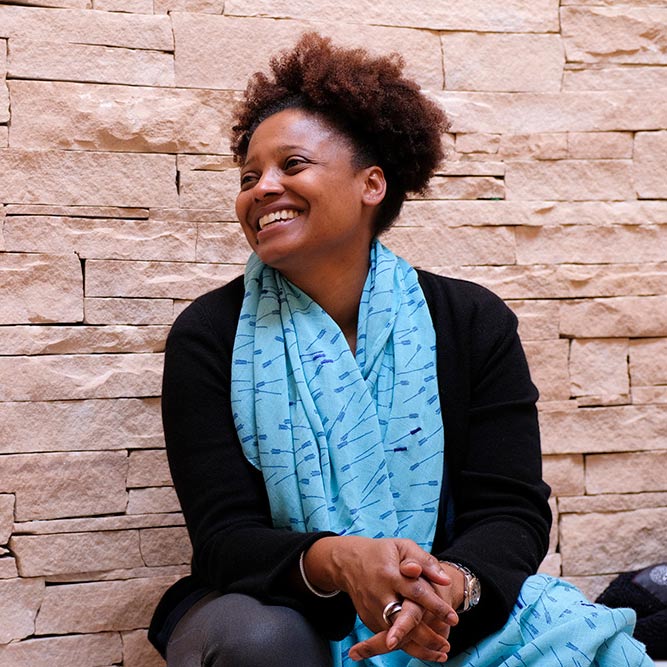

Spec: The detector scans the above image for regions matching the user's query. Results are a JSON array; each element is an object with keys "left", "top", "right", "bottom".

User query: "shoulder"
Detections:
[
  {"left": 168, "top": 274, "right": 245, "bottom": 342},
  {"left": 416, "top": 269, "right": 517, "bottom": 335}
]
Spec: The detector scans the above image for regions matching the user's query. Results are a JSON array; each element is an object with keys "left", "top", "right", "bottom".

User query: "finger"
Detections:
[
  {"left": 395, "top": 542, "right": 450, "bottom": 586},
  {"left": 386, "top": 600, "right": 425, "bottom": 649},
  {"left": 399, "top": 559, "right": 423, "bottom": 579},
  {"left": 398, "top": 577, "right": 453, "bottom": 620},
  {"left": 398, "top": 638, "right": 450, "bottom": 663},
  {"left": 348, "top": 631, "right": 391, "bottom": 661}
]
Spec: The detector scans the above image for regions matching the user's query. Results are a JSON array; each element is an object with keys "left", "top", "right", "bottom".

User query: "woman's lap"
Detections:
[{"left": 165, "top": 591, "right": 333, "bottom": 667}]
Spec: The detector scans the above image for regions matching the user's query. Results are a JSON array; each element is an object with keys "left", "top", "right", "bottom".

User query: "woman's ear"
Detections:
[{"left": 361, "top": 166, "right": 387, "bottom": 208}]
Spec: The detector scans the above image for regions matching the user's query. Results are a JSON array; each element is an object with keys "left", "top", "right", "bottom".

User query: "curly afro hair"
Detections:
[{"left": 231, "top": 33, "right": 449, "bottom": 235}]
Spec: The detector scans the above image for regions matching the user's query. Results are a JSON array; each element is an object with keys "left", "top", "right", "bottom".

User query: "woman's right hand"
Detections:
[{"left": 303, "top": 536, "right": 457, "bottom": 655}]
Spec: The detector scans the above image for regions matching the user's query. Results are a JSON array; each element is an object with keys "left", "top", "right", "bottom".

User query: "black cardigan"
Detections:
[{"left": 149, "top": 269, "right": 551, "bottom": 657}]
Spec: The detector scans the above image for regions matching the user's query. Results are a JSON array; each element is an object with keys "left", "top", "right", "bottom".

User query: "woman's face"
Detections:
[{"left": 235, "top": 108, "right": 382, "bottom": 281}]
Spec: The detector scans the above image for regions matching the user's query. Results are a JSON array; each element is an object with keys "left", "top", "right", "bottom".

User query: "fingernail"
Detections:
[{"left": 387, "top": 635, "right": 398, "bottom": 650}]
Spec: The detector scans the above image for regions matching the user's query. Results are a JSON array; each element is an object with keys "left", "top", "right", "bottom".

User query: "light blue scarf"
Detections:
[{"left": 231, "top": 240, "right": 445, "bottom": 666}]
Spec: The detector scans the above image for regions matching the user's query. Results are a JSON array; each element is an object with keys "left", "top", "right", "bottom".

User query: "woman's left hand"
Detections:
[{"left": 348, "top": 597, "right": 455, "bottom": 662}]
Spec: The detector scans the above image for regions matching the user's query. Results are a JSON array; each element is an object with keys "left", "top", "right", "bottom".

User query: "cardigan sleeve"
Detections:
[
  {"left": 159, "top": 284, "right": 356, "bottom": 641},
  {"left": 422, "top": 273, "right": 552, "bottom": 655}
]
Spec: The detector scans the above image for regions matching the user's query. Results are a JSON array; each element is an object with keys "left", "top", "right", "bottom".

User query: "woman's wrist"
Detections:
[{"left": 301, "top": 536, "right": 344, "bottom": 596}]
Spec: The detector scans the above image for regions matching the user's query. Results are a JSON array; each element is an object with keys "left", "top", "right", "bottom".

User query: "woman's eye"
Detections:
[
  {"left": 284, "top": 157, "right": 306, "bottom": 171},
  {"left": 240, "top": 173, "right": 257, "bottom": 189}
]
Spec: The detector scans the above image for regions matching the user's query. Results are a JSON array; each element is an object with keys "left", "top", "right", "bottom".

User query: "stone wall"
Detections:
[{"left": 1, "top": 1, "right": 666, "bottom": 665}]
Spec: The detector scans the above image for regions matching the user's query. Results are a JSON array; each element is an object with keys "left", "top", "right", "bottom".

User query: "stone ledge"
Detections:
[{"left": 14, "top": 512, "right": 184, "bottom": 535}]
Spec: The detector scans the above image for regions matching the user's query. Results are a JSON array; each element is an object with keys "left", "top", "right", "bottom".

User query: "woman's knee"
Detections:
[{"left": 168, "top": 593, "right": 332, "bottom": 667}]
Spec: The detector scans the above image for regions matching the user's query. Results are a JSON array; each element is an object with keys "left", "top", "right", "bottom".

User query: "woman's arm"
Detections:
[
  {"left": 421, "top": 272, "right": 552, "bottom": 654},
  {"left": 161, "top": 283, "right": 356, "bottom": 639}
]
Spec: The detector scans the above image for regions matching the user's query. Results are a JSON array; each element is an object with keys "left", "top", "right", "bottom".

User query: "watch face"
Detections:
[{"left": 469, "top": 578, "right": 481, "bottom": 607}]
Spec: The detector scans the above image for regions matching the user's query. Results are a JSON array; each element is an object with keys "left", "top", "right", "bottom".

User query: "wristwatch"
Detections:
[{"left": 442, "top": 561, "right": 481, "bottom": 613}]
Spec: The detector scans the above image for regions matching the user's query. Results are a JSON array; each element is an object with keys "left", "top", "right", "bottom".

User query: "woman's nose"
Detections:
[{"left": 253, "top": 168, "right": 284, "bottom": 200}]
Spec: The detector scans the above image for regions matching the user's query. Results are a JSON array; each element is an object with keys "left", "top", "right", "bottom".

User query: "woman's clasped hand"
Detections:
[{"left": 303, "top": 536, "right": 460, "bottom": 663}]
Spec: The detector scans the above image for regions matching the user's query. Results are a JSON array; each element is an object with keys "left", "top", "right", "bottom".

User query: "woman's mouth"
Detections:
[{"left": 257, "top": 209, "right": 300, "bottom": 230}]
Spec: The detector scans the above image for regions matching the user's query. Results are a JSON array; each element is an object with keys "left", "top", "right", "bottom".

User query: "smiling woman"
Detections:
[{"left": 147, "top": 33, "right": 653, "bottom": 667}]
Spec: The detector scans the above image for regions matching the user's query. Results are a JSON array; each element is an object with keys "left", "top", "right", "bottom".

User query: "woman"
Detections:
[{"left": 149, "top": 33, "right": 652, "bottom": 666}]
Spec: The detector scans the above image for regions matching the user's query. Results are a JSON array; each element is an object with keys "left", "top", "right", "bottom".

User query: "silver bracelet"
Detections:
[{"left": 299, "top": 550, "right": 341, "bottom": 598}]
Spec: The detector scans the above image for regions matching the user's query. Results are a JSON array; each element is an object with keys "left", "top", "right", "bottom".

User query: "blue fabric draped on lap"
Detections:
[
  {"left": 231, "top": 240, "right": 444, "bottom": 665},
  {"left": 231, "top": 241, "right": 651, "bottom": 667}
]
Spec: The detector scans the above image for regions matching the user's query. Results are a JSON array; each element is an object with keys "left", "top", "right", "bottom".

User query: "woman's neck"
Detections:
[{"left": 283, "top": 256, "right": 370, "bottom": 355}]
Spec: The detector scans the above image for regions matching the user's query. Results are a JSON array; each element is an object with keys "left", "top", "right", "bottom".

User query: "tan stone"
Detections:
[
  {"left": 403, "top": 200, "right": 667, "bottom": 228},
  {"left": 540, "top": 405, "right": 667, "bottom": 455},
  {"left": 383, "top": 226, "right": 515, "bottom": 267},
  {"left": 432, "top": 263, "right": 667, "bottom": 301},
  {"left": 0, "top": 353, "right": 163, "bottom": 401},
  {"left": 128, "top": 488, "right": 180, "bottom": 515},
  {"left": 563, "top": 65, "right": 667, "bottom": 91},
  {"left": 0, "top": 578, "right": 45, "bottom": 643},
  {"left": 179, "top": 167, "right": 240, "bottom": 213},
  {"left": 497, "top": 134, "right": 568, "bottom": 160},
  {"left": 0, "top": 452, "right": 127, "bottom": 521},
  {"left": 5, "top": 204, "right": 148, "bottom": 218},
  {"left": 0, "top": 633, "right": 122, "bottom": 667},
  {"left": 439, "top": 161, "right": 506, "bottom": 177},
  {"left": 155, "top": 0, "right": 223, "bottom": 12},
  {"left": 85, "top": 259, "right": 241, "bottom": 299},
  {"left": 0, "top": 398, "right": 162, "bottom": 454},
  {"left": 85, "top": 298, "right": 175, "bottom": 325},
  {"left": 4, "top": 215, "right": 196, "bottom": 261},
  {"left": 569, "top": 339, "right": 629, "bottom": 403},
  {"left": 8, "top": 39, "right": 173, "bottom": 86},
  {"left": 0, "top": 558, "right": 18, "bottom": 579},
  {"left": 0, "top": 494, "right": 14, "bottom": 544},
  {"left": 547, "top": 496, "right": 558, "bottom": 554},
  {"left": 224, "top": 0, "right": 559, "bottom": 31},
  {"left": 0, "top": 125, "right": 7, "bottom": 147},
  {"left": 560, "top": 507, "right": 667, "bottom": 575},
  {"left": 586, "top": 452, "right": 667, "bottom": 495},
  {"left": 634, "top": 131, "right": 667, "bottom": 199},
  {"left": 14, "top": 513, "right": 184, "bottom": 536},
  {"left": 543, "top": 454, "right": 585, "bottom": 496},
  {"left": 10, "top": 0, "right": 90, "bottom": 6},
  {"left": 0, "top": 252, "right": 82, "bottom": 324},
  {"left": 0, "top": 5, "right": 172, "bottom": 49},
  {"left": 94, "top": 0, "right": 153, "bottom": 12},
  {"left": 562, "top": 7, "right": 667, "bottom": 65},
  {"left": 560, "top": 296, "right": 667, "bottom": 338},
  {"left": 127, "top": 450, "right": 172, "bottom": 488},
  {"left": 10, "top": 81, "right": 236, "bottom": 154},
  {"left": 12, "top": 530, "right": 143, "bottom": 577},
  {"left": 538, "top": 553, "right": 561, "bottom": 577},
  {"left": 568, "top": 132, "right": 632, "bottom": 159},
  {"left": 140, "top": 526, "right": 191, "bottom": 566},
  {"left": 416, "top": 176, "right": 504, "bottom": 201},
  {"left": 0, "top": 149, "right": 178, "bottom": 207},
  {"left": 172, "top": 14, "right": 443, "bottom": 91},
  {"left": 0, "top": 86, "right": 6, "bottom": 125},
  {"left": 173, "top": 300, "right": 193, "bottom": 318},
  {"left": 506, "top": 160, "right": 634, "bottom": 201},
  {"left": 437, "top": 90, "right": 667, "bottom": 134},
  {"left": 122, "top": 629, "right": 165, "bottom": 667},
  {"left": 506, "top": 300, "right": 560, "bottom": 341},
  {"left": 1, "top": 37, "right": 6, "bottom": 76},
  {"left": 0, "top": 324, "right": 169, "bottom": 355},
  {"left": 523, "top": 340, "right": 570, "bottom": 402},
  {"left": 442, "top": 33, "right": 563, "bottom": 92},
  {"left": 195, "top": 223, "right": 251, "bottom": 264},
  {"left": 454, "top": 134, "right": 500, "bottom": 154},
  {"left": 35, "top": 576, "right": 178, "bottom": 634},
  {"left": 630, "top": 338, "right": 667, "bottom": 386},
  {"left": 516, "top": 225, "right": 667, "bottom": 264},
  {"left": 632, "top": 386, "right": 667, "bottom": 405},
  {"left": 559, "top": 491, "right": 667, "bottom": 515},
  {"left": 46, "top": 563, "right": 189, "bottom": 585}
]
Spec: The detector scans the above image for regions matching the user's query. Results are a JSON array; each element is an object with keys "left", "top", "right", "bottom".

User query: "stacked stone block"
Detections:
[{"left": 0, "top": 1, "right": 666, "bottom": 664}]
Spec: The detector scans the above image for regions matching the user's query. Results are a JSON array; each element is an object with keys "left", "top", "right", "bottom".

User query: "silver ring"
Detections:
[{"left": 382, "top": 600, "right": 403, "bottom": 627}]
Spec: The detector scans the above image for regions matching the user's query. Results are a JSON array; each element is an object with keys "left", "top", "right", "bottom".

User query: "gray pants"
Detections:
[{"left": 166, "top": 592, "right": 334, "bottom": 667}]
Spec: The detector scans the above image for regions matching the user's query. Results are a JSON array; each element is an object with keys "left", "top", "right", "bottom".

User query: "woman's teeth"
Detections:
[{"left": 258, "top": 209, "right": 299, "bottom": 230}]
